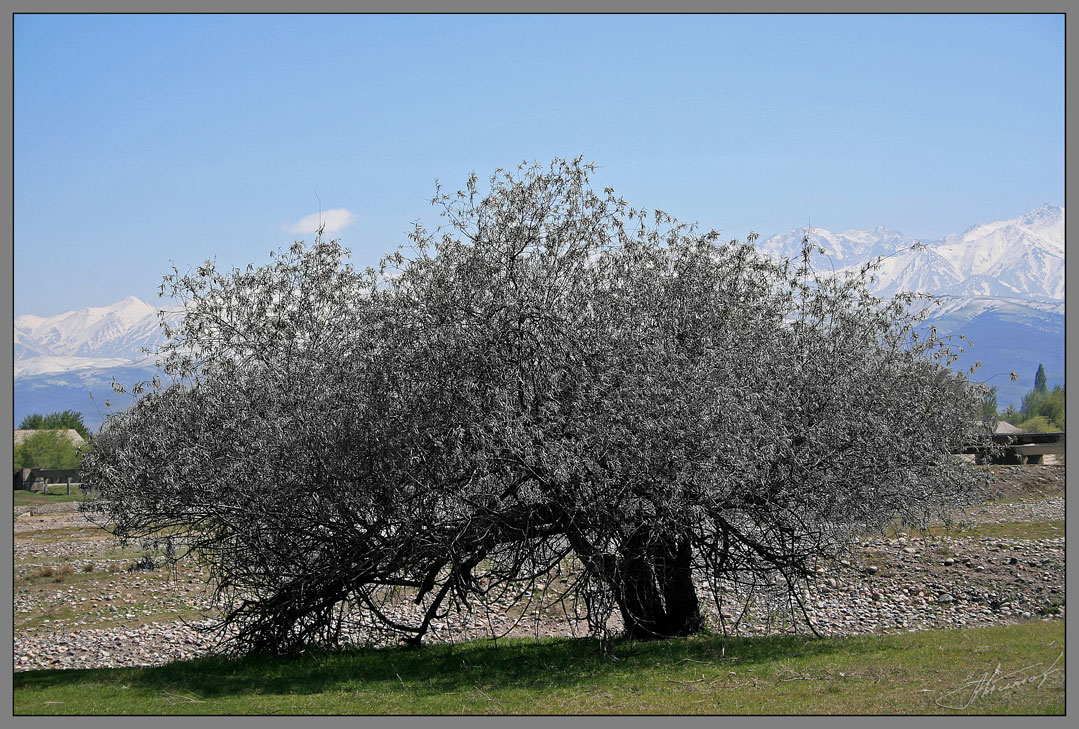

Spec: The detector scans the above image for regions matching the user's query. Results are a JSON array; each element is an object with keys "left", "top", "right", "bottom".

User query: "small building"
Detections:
[
  {"left": 13, "top": 430, "right": 87, "bottom": 491},
  {"left": 14, "top": 467, "right": 83, "bottom": 492},
  {"left": 13, "top": 429, "right": 85, "bottom": 447}
]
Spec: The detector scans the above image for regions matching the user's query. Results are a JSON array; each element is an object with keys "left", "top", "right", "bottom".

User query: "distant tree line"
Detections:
[{"left": 19, "top": 410, "right": 91, "bottom": 440}]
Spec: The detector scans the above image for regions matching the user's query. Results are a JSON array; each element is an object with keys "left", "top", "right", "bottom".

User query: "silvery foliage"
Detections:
[{"left": 82, "top": 158, "right": 993, "bottom": 653}]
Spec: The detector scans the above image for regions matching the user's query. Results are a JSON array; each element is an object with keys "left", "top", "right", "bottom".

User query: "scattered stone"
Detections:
[{"left": 12, "top": 466, "right": 1066, "bottom": 671}]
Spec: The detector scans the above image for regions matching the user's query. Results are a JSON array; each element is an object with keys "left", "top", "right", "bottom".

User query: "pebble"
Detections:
[{"left": 13, "top": 470, "right": 1067, "bottom": 671}]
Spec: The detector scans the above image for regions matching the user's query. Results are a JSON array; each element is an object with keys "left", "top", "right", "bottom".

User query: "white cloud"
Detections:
[{"left": 284, "top": 208, "right": 358, "bottom": 236}]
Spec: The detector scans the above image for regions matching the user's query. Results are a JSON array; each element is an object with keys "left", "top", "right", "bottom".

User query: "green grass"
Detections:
[
  {"left": 13, "top": 545, "right": 145, "bottom": 568},
  {"left": 14, "top": 487, "right": 89, "bottom": 505},
  {"left": 18, "top": 563, "right": 135, "bottom": 590},
  {"left": 890, "top": 520, "right": 1065, "bottom": 541},
  {"left": 15, "top": 525, "right": 113, "bottom": 541},
  {"left": 13, "top": 622, "right": 1063, "bottom": 715}
]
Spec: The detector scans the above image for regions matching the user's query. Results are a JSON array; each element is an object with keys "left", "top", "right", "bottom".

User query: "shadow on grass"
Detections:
[{"left": 13, "top": 631, "right": 893, "bottom": 700}]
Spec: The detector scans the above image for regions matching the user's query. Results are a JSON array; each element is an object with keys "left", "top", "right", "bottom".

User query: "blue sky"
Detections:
[{"left": 14, "top": 13, "right": 1064, "bottom": 317}]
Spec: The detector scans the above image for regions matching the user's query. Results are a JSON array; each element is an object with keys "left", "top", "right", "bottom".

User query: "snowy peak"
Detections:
[
  {"left": 928, "top": 205, "right": 1063, "bottom": 299},
  {"left": 945, "top": 204, "right": 1063, "bottom": 258},
  {"left": 757, "top": 205, "right": 1064, "bottom": 301},
  {"left": 14, "top": 296, "right": 165, "bottom": 361},
  {"left": 757, "top": 225, "right": 917, "bottom": 263},
  {"left": 1015, "top": 202, "right": 1063, "bottom": 232}
]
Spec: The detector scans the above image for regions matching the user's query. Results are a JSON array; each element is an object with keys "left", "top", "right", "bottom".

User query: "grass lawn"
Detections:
[
  {"left": 926, "top": 520, "right": 1064, "bottom": 541},
  {"left": 14, "top": 485, "right": 89, "bottom": 506},
  {"left": 13, "top": 621, "right": 1063, "bottom": 715}
]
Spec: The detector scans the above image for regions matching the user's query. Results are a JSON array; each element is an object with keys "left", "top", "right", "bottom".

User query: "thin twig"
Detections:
[
  {"left": 162, "top": 691, "right": 205, "bottom": 703},
  {"left": 474, "top": 686, "right": 497, "bottom": 702}
]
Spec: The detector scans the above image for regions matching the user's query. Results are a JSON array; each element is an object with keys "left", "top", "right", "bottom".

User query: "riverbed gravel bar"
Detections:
[{"left": 12, "top": 465, "right": 1065, "bottom": 671}]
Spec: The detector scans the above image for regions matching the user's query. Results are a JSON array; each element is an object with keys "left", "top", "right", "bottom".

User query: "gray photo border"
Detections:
[{"left": 3, "top": 1, "right": 1072, "bottom": 728}]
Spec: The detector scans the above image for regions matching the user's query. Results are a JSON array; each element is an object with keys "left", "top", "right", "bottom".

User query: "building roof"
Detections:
[
  {"left": 13, "top": 429, "right": 85, "bottom": 446},
  {"left": 994, "top": 421, "right": 1022, "bottom": 434}
]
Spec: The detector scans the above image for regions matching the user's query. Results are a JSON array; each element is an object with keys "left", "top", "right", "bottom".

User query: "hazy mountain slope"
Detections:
[
  {"left": 917, "top": 296, "right": 1065, "bottom": 407},
  {"left": 14, "top": 364, "right": 164, "bottom": 432}
]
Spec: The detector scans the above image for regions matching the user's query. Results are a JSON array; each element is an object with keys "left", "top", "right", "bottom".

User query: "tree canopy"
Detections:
[
  {"left": 1034, "top": 364, "right": 1048, "bottom": 393},
  {"left": 1019, "top": 387, "right": 1065, "bottom": 432},
  {"left": 1001, "top": 365, "right": 1064, "bottom": 432},
  {"left": 14, "top": 430, "right": 84, "bottom": 471},
  {"left": 19, "top": 410, "right": 91, "bottom": 440},
  {"left": 82, "top": 158, "right": 992, "bottom": 654}
]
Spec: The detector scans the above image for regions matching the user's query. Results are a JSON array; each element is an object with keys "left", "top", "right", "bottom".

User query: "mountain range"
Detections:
[
  {"left": 13, "top": 297, "right": 169, "bottom": 431},
  {"left": 12, "top": 205, "right": 1065, "bottom": 430},
  {"left": 14, "top": 296, "right": 163, "bottom": 364},
  {"left": 758, "top": 203, "right": 1064, "bottom": 301}
]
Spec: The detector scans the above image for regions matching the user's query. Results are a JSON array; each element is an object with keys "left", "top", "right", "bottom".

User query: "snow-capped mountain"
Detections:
[
  {"left": 13, "top": 297, "right": 173, "bottom": 430},
  {"left": 758, "top": 204, "right": 1064, "bottom": 301},
  {"left": 14, "top": 296, "right": 164, "bottom": 361},
  {"left": 747, "top": 205, "right": 1064, "bottom": 407},
  {"left": 14, "top": 356, "right": 135, "bottom": 378},
  {"left": 11, "top": 204, "right": 1067, "bottom": 428},
  {"left": 757, "top": 225, "right": 918, "bottom": 264}
]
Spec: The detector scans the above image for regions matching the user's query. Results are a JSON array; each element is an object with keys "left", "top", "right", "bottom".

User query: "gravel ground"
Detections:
[{"left": 12, "top": 465, "right": 1066, "bottom": 672}]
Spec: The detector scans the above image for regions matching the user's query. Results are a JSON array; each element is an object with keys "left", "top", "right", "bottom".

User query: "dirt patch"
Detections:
[{"left": 985, "top": 464, "right": 1065, "bottom": 500}]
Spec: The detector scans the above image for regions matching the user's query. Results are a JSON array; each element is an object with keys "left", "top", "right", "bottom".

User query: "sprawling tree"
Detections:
[{"left": 82, "top": 159, "right": 993, "bottom": 653}]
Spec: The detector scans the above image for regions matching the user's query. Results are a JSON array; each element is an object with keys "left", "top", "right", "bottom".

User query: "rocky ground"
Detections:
[{"left": 12, "top": 465, "right": 1065, "bottom": 672}]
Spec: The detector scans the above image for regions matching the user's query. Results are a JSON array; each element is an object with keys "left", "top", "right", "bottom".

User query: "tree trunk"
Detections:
[{"left": 613, "top": 533, "right": 702, "bottom": 639}]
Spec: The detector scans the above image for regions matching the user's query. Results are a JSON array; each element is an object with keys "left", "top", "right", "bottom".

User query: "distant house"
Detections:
[
  {"left": 994, "top": 421, "right": 1022, "bottom": 435},
  {"left": 13, "top": 429, "right": 85, "bottom": 447}
]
